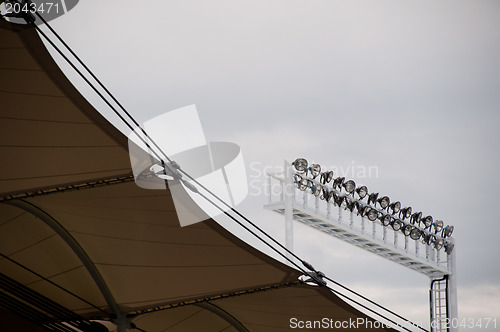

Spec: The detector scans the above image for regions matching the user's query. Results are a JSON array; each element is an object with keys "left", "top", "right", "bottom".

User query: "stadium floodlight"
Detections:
[
  {"left": 444, "top": 241, "right": 455, "bottom": 255},
  {"left": 320, "top": 171, "right": 334, "bottom": 184},
  {"left": 434, "top": 238, "right": 444, "bottom": 250},
  {"left": 391, "top": 219, "right": 402, "bottom": 231},
  {"left": 410, "top": 212, "right": 422, "bottom": 225},
  {"left": 332, "top": 177, "right": 345, "bottom": 191},
  {"left": 355, "top": 186, "right": 368, "bottom": 199},
  {"left": 309, "top": 164, "right": 321, "bottom": 178},
  {"left": 357, "top": 204, "right": 369, "bottom": 217},
  {"left": 402, "top": 224, "right": 412, "bottom": 236},
  {"left": 298, "top": 178, "right": 309, "bottom": 191},
  {"left": 292, "top": 158, "right": 308, "bottom": 173},
  {"left": 286, "top": 158, "right": 457, "bottom": 291},
  {"left": 379, "top": 214, "right": 391, "bottom": 226},
  {"left": 410, "top": 227, "right": 422, "bottom": 240},
  {"left": 442, "top": 225, "right": 454, "bottom": 238},
  {"left": 367, "top": 208, "right": 379, "bottom": 221},
  {"left": 345, "top": 199, "right": 357, "bottom": 212},
  {"left": 321, "top": 187, "right": 329, "bottom": 201},
  {"left": 422, "top": 215, "right": 433, "bottom": 228},
  {"left": 376, "top": 196, "right": 390, "bottom": 210},
  {"left": 389, "top": 201, "right": 401, "bottom": 214},
  {"left": 422, "top": 234, "right": 436, "bottom": 245},
  {"left": 399, "top": 207, "right": 412, "bottom": 220},
  {"left": 311, "top": 185, "right": 322, "bottom": 197},
  {"left": 332, "top": 193, "right": 344, "bottom": 207},
  {"left": 367, "top": 192, "right": 379, "bottom": 206},
  {"left": 433, "top": 220, "right": 444, "bottom": 233},
  {"left": 327, "top": 191, "right": 335, "bottom": 202},
  {"left": 343, "top": 180, "right": 356, "bottom": 194}
]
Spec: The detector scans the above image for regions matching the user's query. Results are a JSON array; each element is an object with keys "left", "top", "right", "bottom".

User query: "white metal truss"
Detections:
[{"left": 264, "top": 162, "right": 457, "bottom": 331}]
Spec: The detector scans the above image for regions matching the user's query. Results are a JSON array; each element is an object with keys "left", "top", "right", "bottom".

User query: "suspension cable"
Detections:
[{"left": 6, "top": 7, "right": 429, "bottom": 331}]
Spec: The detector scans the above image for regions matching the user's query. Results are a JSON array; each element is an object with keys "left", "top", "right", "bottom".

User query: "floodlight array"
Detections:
[{"left": 291, "top": 158, "right": 455, "bottom": 254}]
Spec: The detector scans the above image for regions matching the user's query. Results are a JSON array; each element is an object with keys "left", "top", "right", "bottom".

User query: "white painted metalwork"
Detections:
[{"left": 264, "top": 162, "right": 458, "bottom": 331}]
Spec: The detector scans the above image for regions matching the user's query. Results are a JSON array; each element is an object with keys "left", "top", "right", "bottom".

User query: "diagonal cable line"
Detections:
[
  {"left": 5, "top": 6, "right": 428, "bottom": 331},
  {"left": 33, "top": 12, "right": 425, "bottom": 331}
]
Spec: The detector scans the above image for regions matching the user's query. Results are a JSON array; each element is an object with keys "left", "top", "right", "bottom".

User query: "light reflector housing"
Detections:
[
  {"left": 367, "top": 208, "right": 378, "bottom": 221},
  {"left": 367, "top": 192, "right": 379, "bottom": 205},
  {"left": 391, "top": 220, "right": 402, "bottom": 231},
  {"left": 422, "top": 215, "right": 433, "bottom": 228},
  {"left": 320, "top": 171, "right": 334, "bottom": 184},
  {"left": 410, "top": 227, "right": 422, "bottom": 240},
  {"left": 293, "top": 158, "right": 308, "bottom": 173},
  {"left": 379, "top": 214, "right": 391, "bottom": 226},
  {"left": 389, "top": 201, "right": 401, "bottom": 214},
  {"left": 309, "top": 164, "right": 321, "bottom": 178},
  {"left": 343, "top": 180, "right": 356, "bottom": 194},
  {"left": 377, "top": 196, "right": 390, "bottom": 209},
  {"left": 400, "top": 207, "right": 412, "bottom": 220},
  {"left": 355, "top": 186, "right": 368, "bottom": 199}
]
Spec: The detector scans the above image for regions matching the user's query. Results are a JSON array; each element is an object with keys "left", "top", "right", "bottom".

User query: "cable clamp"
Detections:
[
  {"left": 150, "top": 161, "right": 182, "bottom": 181},
  {"left": 303, "top": 271, "right": 327, "bottom": 287}
]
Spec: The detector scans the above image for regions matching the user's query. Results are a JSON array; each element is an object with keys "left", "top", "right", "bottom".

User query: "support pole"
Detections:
[
  {"left": 284, "top": 160, "right": 294, "bottom": 260},
  {"left": 448, "top": 238, "right": 458, "bottom": 332},
  {"left": 115, "top": 314, "right": 129, "bottom": 332}
]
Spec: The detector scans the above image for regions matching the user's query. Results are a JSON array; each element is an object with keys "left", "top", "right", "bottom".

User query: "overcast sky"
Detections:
[{"left": 40, "top": 0, "right": 500, "bottom": 330}]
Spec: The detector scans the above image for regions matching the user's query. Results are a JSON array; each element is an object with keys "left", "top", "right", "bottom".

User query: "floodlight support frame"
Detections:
[{"left": 264, "top": 162, "right": 458, "bottom": 332}]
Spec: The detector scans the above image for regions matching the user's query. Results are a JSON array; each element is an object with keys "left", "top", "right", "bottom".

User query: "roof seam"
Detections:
[
  {"left": 0, "top": 174, "right": 134, "bottom": 202},
  {"left": 128, "top": 281, "right": 303, "bottom": 316}
]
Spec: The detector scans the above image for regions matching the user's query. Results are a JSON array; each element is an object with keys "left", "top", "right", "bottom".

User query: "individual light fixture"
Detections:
[
  {"left": 332, "top": 177, "right": 345, "bottom": 190},
  {"left": 424, "top": 234, "right": 436, "bottom": 246},
  {"left": 357, "top": 204, "right": 369, "bottom": 217},
  {"left": 355, "top": 186, "right": 368, "bottom": 199},
  {"left": 401, "top": 224, "right": 412, "bottom": 236},
  {"left": 433, "top": 220, "right": 444, "bottom": 233},
  {"left": 421, "top": 215, "right": 433, "bottom": 228},
  {"left": 379, "top": 214, "right": 391, "bottom": 226},
  {"left": 442, "top": 225, "right": 454, "bottom": 238},
  {"left": 367, "top": 208, "right": 378, "bottom": 221},
  {"left": 311, "top": 185, "right": 322, "bottom": 197},
  {"left": 327, "top": 191, "right": 335, "bottom": 202},
  {"left": 376, "top": 196, "right": 390, "bottom": 209},
  {"left": 434, "top": 238, "right": 444, "bottom": 250},
  {"left": 389, "top": 201, "right": 401, "bottom": 214},
  {"left": 298, "top": 178, "right": 309, "bottom": 191},
  {"left": 292, "top": 158, "right": 308, "bottom": 173},
  {"left": 343, "top": 180, "right": 356, "bottom": 194},
  {"left": 410, "top": 212, "right": 422, "bottom": 225},
  {"left": 345, "top": 199, "right": 357, "bottom": 212},
  {"left": 410, "top": 227, "right": 422, "bottom": 240},
  {"left": 309, "top": 164, "right": 321, "bottom": 178},
  {"left": 391, "top": 219, "right": 402, "bottom": 231},
  {"left": 320, "top": 171, "right": 334, "bottom": 184},
  {"left": 333, "top": 193, "right": 345, "bottom": 207},
  {"left": 444, "top": 241, "right": 454, "bottom": 255},
  {"left": 330, "top": 191, "right": 344, "bottom": 206},
  {"left": 399, "top": 207, "right": 412, "bottom": 220},
  {"left": 321, "top": 187, "right": 329, "bottom": 200},
  {"left": 367, "top": 192, "right": 379, "bottom": 206}
]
